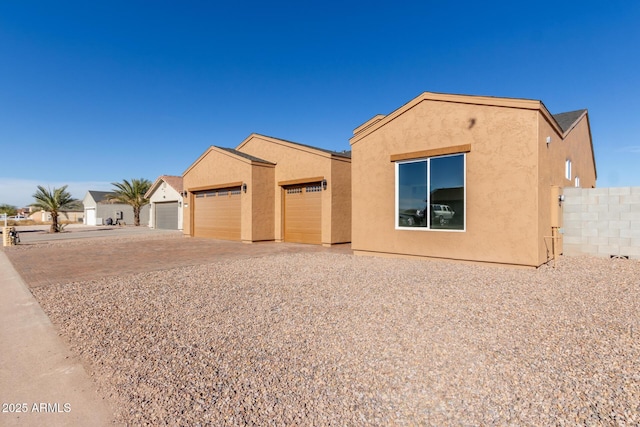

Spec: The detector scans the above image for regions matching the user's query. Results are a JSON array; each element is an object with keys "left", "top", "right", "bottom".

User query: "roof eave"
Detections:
[
  {"left": 183, "top": 146, "right": 215, "bottom": 176},
  {"left": 237, "top": 133, "right": 349, "bottom": 160},
  {"left": 350, "top": 91, "right": 545, "bottom": 145},
  {"left": 144, "top": 176, "right": 168, "bottom": 198},
  {"left": 567, "top": 111, "right": 597, "bottom": 180},
  {"left": 216, "top": 146, "right": 276, "bottom": 166}
]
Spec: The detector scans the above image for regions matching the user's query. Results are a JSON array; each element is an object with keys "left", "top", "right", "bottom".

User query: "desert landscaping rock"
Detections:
[{"left": 30, "top": 252, "right": 640, "bottom": 425}]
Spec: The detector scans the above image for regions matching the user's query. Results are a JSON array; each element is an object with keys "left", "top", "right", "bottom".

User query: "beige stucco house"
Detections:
[
  {"left": 145, "top": 175, "right": 184, "bottom": 230},
  {"left": 183, "top": 134, "right": 351, "bottom": 245},
  {"left": 29, "top": 202, "right": 84, "bottom": 223},
  {"left": 350, "top": 92, "right": 596, "bottom": 267}
]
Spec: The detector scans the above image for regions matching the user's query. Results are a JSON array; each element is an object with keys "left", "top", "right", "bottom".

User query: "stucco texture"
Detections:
[
  {"left": 351, "top": 93, "right": 596, "bottom": 267},
  {"left": 537, "top": 111, "right": 596, "bottom": 264},
  {"left": 237, "top": 134, "right": 351, "bottom": 245},
  {"left": 183, "top": 135, "right": 351, "bottom": 245},
  {"left": 182, "top": 147, "right": 275, "bottom": 242}
]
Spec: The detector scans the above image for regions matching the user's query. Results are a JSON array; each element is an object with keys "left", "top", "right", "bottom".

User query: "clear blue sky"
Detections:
[{"left": 1, "top": 1, "right": 639, "bottom": 207}]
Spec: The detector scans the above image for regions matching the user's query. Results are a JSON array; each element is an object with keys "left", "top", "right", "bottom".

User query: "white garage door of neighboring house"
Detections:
[
  {"left": 193, "top": 187, "right": 241, "bottom": 240},
  {"left": 155, "top": 201, "right": 179, "bottom": 230},
  {"left": 283, "top": 182, "right": 322, "bottom": 245},
  {"left": 85, "top": 208, "right": 96, "bottom": 226}
]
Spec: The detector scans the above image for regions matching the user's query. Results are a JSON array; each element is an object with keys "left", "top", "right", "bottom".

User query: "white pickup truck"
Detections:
[{"left": 430, "top": 204, "right": 455, "bottom": 225}]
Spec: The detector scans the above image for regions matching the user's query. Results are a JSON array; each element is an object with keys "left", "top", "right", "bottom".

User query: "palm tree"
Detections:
[
  {"left": 31, "top": 185, "right": 77, "bottom": 233},
  {"left": 108, "top": 178, "right": 152, "bottom": 226},
  {"left": 0, "top": 204, "right": 17, "bottom": 216}
]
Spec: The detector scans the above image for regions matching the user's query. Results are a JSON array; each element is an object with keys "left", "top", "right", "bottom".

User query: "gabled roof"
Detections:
[
  {"left": 353, "top": 115, "right": 386, "bottom": 135},
  {"left": 162, "top": 175, "right": 184, "bottom": 193},
  {"left": 183, "top": 145, "right": 275, "bottom": 176},
  {"left": 87, "top": 190, "right": 116, "bottom": 203},
  {"left": 351, "top": 92, "right": 552, "bottom": 144},
  {"left": 552, "top": 109, "right": 596, "bottom": 179},
  {"left": 351, "top": 92, "right": 593, "bottom": 143},
  {"left": 145, "top": 175, "right": 184, "bottom": 198},
  {"left": 216, "top": 146, "right": 276, "bottom": 164},
  {"left": 237, "top": 133, "right": 351, "bottom": 159},
  {"left": 552, "top": 109, "right": 587, "bottom": 133},
  {"left": 350, "top": 91, "right": 596, "bottom": 179}
]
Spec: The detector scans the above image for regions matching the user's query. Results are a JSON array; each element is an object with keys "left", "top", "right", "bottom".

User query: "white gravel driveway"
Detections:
[{"left": 32, "top": 253, "right": 640, "bottom": 425}]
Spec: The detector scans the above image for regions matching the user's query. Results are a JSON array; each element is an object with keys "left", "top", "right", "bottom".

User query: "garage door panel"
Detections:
[
  {"left": 155, "top": 202, "right": 179, "bottom": 229},
  {"left": 284, "top": 184, "right": 321, "bottom": 244},
  {"left": 193, "top": 188, "right": 241, "bottom": 240}
]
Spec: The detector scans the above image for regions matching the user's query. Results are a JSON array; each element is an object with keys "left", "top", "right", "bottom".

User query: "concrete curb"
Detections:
[{"left": 0, "top": 251, "right": 116, "bottom": 426}]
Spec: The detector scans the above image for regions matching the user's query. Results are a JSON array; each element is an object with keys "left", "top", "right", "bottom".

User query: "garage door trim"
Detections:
[
  {"left": 189, "top": 181, "right": 243, "bottom": 193},
  {"left": 278, "top": 176, "right": 324, "bottom": 187}
]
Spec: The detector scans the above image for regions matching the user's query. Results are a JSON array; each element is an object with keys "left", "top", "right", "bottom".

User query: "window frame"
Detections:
[
  {"left": 394, "top": 153, "right": 466, "bottom": 232},
  {"left": 565, "top": 159, "right": 572, "bottom": 180}
]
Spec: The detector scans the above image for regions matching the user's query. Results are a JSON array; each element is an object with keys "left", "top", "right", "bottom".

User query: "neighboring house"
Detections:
[
  {"left": 17, "top": 207, "right": 33, "bottom": 216},
  {"left": 145, "top": 175, "right": 184, "bottom": 230},
  {"left": 350, "top": 92, "right": 596, "bottom": 267},
  {"left": 29, "top": 201, "right": 84, "bottom": 223},
  {"left": 82, "top": 190, "right": 150, "bottom": 226},
  {"left": 182, "top": 133, "right": 351, "bottom": 245}
]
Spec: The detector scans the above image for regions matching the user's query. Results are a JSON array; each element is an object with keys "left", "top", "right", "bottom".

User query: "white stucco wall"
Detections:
[{"left": 148, "top": 182, "right": 183, "bottom": 230}]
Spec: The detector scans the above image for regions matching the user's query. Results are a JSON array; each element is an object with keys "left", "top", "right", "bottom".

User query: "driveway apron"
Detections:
[
  {"left": 1, "top": 230, "right": 350, "bottom": 425},
  {"left": 0, "top": 250, "right": 115, "bottom": 426}
]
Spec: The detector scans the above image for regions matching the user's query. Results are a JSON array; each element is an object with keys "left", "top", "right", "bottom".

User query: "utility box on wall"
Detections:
[{"left": 115, "top": 211, "right": 123, "bottom": 220}]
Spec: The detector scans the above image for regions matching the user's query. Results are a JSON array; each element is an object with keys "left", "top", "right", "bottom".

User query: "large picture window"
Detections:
[{"left": 396, "top": 153, "right": 465, "bottom": 231}]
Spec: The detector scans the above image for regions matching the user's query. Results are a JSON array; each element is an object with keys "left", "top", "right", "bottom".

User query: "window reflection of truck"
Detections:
[
  {"left": 430, "top": 204, "right": 455, "bottom": 225},
  {"left": 399, "top": 203, "right": 455, "bottom": 226},
  {"left": 399, "top": 209, "right": 424, "bottom": 226}
]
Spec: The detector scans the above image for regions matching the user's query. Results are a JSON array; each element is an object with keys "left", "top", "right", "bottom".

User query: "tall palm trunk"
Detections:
[
  {"left": 133, "top": 206, "right": 141, "bottom": 226},
  {"left": 50, "top": 212, "right": 59, "bottom": 233}
]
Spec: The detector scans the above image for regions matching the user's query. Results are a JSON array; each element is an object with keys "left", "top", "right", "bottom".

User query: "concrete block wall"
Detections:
[{"left": 563, "top": 187, "right": 640, "bottom": 259}]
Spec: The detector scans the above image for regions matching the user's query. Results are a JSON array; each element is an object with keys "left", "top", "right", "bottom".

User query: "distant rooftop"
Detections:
[
  {"left": 159, "top": 175, "right": 183, "bottom": 193},
  {"left": 87, "top": 190, "right": 116, "bottom": 203},
  {"left": 552, "top": 109, "right": 587, "bottom": 133}
]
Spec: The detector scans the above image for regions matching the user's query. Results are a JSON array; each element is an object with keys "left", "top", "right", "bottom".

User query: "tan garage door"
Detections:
[
  {"left": 284, "top": 183, "right": 322, "bottom": 244},
  {"left": 193, "top": 187, "right": 241, "bottom": 240}
]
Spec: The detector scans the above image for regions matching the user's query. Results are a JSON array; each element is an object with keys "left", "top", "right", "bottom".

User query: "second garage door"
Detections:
[
  {"left": 155, "top": 201, "right": 179, "bottom": 230},
  {"left": 284, "top": 182, "right": 322, "bottom": 244},
  {"left": 193, "top": 187, "right": 241, "bottom": 240}
]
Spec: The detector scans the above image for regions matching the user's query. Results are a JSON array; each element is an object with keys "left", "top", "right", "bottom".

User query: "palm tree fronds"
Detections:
[
  {"left": 109, "top": 178, "right": 152, "bottom": 226},
  {"left": 31, "top": 185, "right": 77, "bottom": 232}
]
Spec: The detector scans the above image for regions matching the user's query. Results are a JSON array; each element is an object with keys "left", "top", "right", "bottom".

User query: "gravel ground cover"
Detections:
[{"left": 32, "top": 253, "right": 640, "bottom": 425}]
